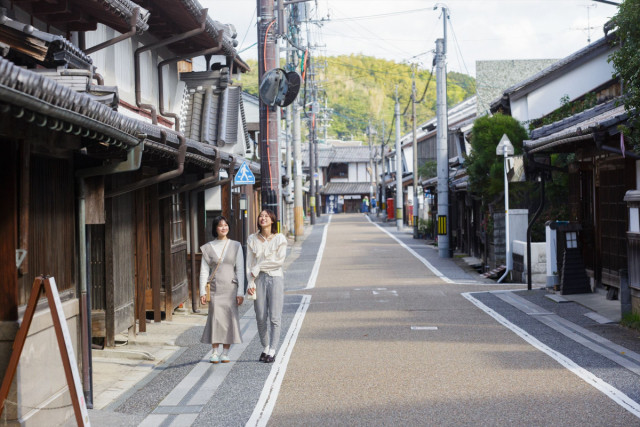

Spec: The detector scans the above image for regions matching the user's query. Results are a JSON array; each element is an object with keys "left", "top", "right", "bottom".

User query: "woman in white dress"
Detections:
[
  {"left": 246, "top": 209, "right": 287, "bottom": 363},
  {"left": 199, "top": 216, "right": 245, "bottom": 363}
]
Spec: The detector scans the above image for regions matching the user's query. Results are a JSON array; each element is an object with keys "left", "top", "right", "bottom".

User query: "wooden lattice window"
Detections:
[
  {"left": 171, "top": 193, "right": 185, "bottom": 243},
  {"left": 599, "top": 166, "right": 628, "bottom": 280}
]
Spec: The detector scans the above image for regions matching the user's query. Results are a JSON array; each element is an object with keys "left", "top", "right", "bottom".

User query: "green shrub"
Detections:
[{"left": 621, "top": 312, "right": 640, "bottom": 331}]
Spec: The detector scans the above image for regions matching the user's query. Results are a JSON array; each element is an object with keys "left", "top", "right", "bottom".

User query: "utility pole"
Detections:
[
  {"left": 381, "top": 119, "right": 386, "bottom": 218},
  {"left": 284, "top": 1, "right": 305, "bottom": 238},
  {"left": 436, "top": 26, "right": 450, "bottom": 256},
  {"left": 395, "top": 87, "right": 403, "bottom": 231},
  {"left": 293, "top": 100, "right": 304, "bottom": 237},
  {"left": 374, "top": 145, "right": 379, "bottom": 216},
  {"left": 368, "top": 121, "right": 375, "bottom": 215},
  {"left": 285, "top": 90, "right": 293, "bottom": 232},
  {"left": 412, "top": 72, "right": 419, "bottom": 239},
  {"left": 305, "top": 16, "right": 316, "bottom": 225},
  {"left": 257, "top": 0, "right": 281, "bottom": 220},
  {"left": 313, "top": 95, "right": 321, "bottom": 218}
]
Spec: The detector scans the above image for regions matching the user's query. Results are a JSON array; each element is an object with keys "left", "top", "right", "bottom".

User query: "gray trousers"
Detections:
[{"left": 254, "top": 273, "right": 284, "bottom": 352}]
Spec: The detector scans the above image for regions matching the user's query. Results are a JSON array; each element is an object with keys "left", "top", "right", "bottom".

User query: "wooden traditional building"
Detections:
[
  {"left": 494, "top": 32, "right": 639, "bottom": 301},
  {"left": 302, "top": 144, "right": 377, "bottom": 214},
  {"left": 0, "top": 0, "right": 259, "bottom": 424}
]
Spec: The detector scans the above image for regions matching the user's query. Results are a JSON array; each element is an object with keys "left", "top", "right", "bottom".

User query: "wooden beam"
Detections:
[{"left": 33, "top": 0, "right": 71, "bottom": 15}]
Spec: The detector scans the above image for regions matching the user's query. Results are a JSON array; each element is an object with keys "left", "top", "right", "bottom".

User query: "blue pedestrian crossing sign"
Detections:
[{"left": 234, "top": 161, "right": 255, "bottom": 185}]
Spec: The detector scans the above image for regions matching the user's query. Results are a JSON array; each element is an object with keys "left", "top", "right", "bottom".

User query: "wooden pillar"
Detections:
[
  {"left": 149, "top": 185, "right": 161, "bottom": 323},
  {"left": 222, "top": 180, "right": 231, "bottom": 221},
  {"left": 0, "top": 139, "right": 18, "bottom": 321},
  {"left": 135, "top": 189, "right": 148, "bottom": 332},
  {"left": 162, "top": 198, "right": 173, "bottom": 321},
  {"left": 18, "top": 140, "right": 29, "bottom": 276}
]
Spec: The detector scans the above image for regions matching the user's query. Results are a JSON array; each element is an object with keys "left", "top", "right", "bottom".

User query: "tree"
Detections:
[
  {"left": 609, "top": 0, "right": 640, "bottom": 152},
  {"left": 466, "top": 114, "right": 528, "bottom": 201},
  {"left": 418, "top": 160, "right": 437, "bottom": 180}
]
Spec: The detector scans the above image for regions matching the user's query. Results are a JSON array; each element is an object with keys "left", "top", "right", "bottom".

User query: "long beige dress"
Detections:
[{"left": 200, "top": 240, "right": 244, "bottom": 344}]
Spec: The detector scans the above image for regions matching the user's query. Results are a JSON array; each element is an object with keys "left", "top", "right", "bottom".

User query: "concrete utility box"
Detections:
[
  {"left": 545, "top": 221, "right": 560, "bottom": 288},
  {"left": 624, "top": 190, "right": 640, "bottom": 314}
]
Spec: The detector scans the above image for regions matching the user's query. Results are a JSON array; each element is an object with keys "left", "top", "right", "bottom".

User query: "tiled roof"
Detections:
[
  {"left": 301, "top": 145, "right": 373, "bottom": 168},
  {"left": 321, "top": 182, "right": 372, "bottom": 195},
  {"left": 524, "top": 99, "right": 627, "bottom": 153},
  {"left": 0, "top": 56, "right": 141, "bottom": 146},
  {"left": 0, "top": 56, "right": 259, "bottom": 174}
]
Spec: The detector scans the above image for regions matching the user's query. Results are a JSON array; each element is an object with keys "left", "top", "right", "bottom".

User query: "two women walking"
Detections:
[{"left": 199, "top": 209, "right": 286, "bottom": 364}]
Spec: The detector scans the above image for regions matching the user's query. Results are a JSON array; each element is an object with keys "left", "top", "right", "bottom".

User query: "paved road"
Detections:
[
  {"left": 267, "top": 214, "right": 640, "bottom": 426},
  {"left": 91, "top": 213, "right": 640, "bottom": 426}
]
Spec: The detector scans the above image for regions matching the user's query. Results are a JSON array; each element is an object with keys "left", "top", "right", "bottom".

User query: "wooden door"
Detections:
[
  {"left": 161, "top": 194, "right": 189, "bottom": 321},
  {"left": 104, "top": 180, "right": 136, "bottom": 347}
]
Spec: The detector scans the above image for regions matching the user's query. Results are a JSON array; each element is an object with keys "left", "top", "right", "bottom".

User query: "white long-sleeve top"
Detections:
[
  {"left": 199, "top": 238, "right": 245, "bottom": 297},
  {"left": 246, "top": 232, "right": 287, "bottom": 287}
]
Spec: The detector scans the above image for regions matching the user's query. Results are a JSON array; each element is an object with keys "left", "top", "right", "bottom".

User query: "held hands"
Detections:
[{"left": 247, "top": 287, "right": 256, "bottom": 296}]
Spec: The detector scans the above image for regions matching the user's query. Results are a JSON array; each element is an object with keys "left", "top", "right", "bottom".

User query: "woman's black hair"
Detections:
[
  {"left": 257, "top": 209, "right": 278, "bottom": 234},
  {"left": 212, "top": 215, "right": 229, "bottom": 238}
]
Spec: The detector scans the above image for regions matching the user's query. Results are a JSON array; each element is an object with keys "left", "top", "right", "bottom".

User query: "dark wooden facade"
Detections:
[{"left": 567, "top": 155, "right": 637, "bottom": 290}]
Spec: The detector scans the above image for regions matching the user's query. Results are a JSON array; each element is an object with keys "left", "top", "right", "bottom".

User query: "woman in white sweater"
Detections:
[
  {"left": 246, "top": 209, "right": 287, "bottom": 363},
  {"left": 199, "top": 216, "right": 245, "bottom": 363}
]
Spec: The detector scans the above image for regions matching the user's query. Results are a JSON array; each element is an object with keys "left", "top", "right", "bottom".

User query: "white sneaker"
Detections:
[
  {"left": 220, "top": 354, "right": 230, "bottom": 363},
  {"left": 210, "top": 353, "right": 220, "bottom": 363}
]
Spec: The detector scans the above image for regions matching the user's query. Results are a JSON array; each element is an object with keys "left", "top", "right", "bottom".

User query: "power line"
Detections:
[{"left": 326, "top": 7, "right": 432, "bottom": 22}]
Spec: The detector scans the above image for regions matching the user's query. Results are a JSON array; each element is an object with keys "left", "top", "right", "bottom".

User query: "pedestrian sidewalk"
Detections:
[
  {"left": 87, "top": 222, "right": 318, "bottom": 413},
  {"left": 90, "top": 307, "right": 209, "bottom": 411}
]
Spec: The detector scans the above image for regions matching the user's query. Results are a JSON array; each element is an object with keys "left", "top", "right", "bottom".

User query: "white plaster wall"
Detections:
[
  {"left": 348, "top": 163, "right": 357, "bottom": 181},
  {"left": 404, "top": 148, "right": 414, "bottom": 174},
  {"left": 509, "top": 209, "right": 529, "bottom": 244},
  {"left": 511, "top": 50, "right": 616, "bottom": 123},
  {"left": 352, "top": 163, "right": 368, "bottom": 182}
]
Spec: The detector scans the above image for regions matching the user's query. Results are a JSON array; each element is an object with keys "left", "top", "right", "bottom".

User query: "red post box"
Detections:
[{"left": 387, "top": 198, "right": 394, "bottom": 219}]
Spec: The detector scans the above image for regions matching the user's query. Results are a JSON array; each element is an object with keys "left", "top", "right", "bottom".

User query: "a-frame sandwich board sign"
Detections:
[{"left": 0, "top": 276, "right": 90, "bottom": 426}]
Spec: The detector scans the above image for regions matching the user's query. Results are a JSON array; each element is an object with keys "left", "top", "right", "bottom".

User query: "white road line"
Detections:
[
  {"left": 246, "top": 294, "right": 312, "bottom": 427},
  {"left": 365, "top": 216, "right": 454, "bottom": 284},
  {"left": 138, "top": 308, "right": 258, "bottom": 426},
  {"left": 304, "top": 215, "right": 331, "bottom": 290},
  {"left": 462, "top": 291, "right": 640, "bottom": 419},
  {"left": 494, "top": 292, "right": 640, "bottom": 371}
]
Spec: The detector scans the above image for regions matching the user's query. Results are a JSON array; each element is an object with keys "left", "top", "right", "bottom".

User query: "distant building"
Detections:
[{"left": 302, "top": 145, "right": 375, "bottom": 213}]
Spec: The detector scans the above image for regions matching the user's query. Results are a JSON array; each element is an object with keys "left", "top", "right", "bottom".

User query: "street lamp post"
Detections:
[{"left": 496, "top": 134, "right": 514, "bottom": 283}]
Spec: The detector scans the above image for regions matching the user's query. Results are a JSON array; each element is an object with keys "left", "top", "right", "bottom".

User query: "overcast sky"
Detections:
[{"left": 204, "top": 0, "right": 619, "bottom": 77}]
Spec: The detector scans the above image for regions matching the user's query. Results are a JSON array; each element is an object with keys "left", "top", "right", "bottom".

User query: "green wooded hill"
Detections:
[{"left": 240, "top": 55, "right": 476, "bottom": 141}]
